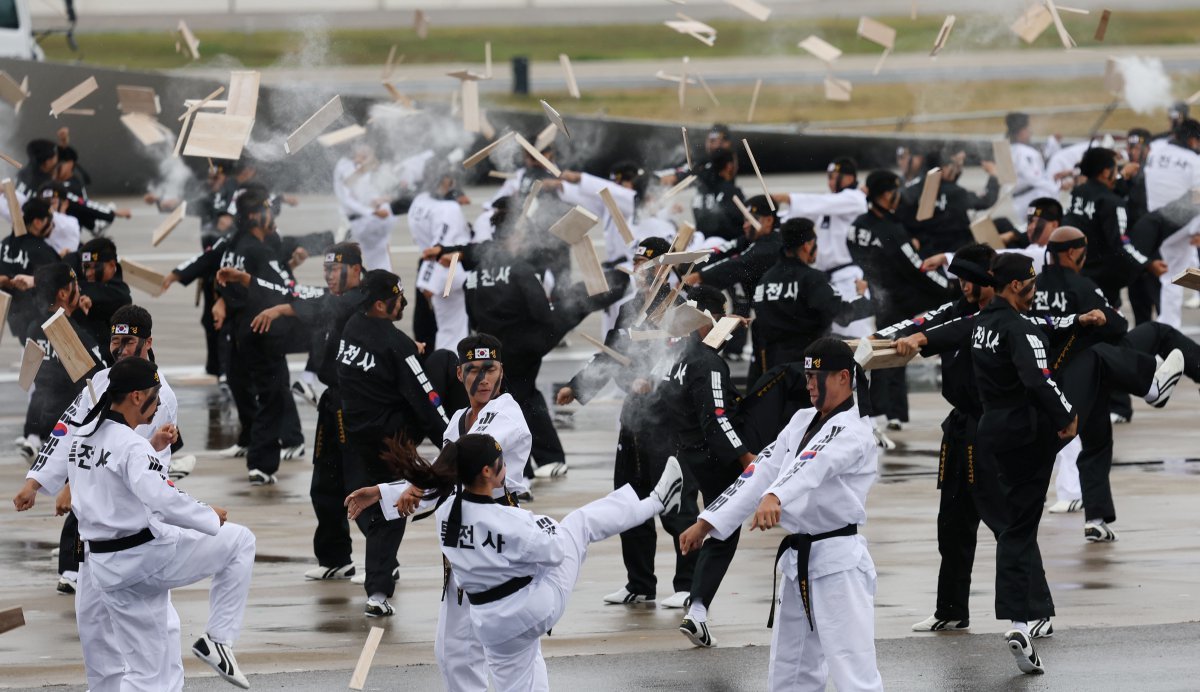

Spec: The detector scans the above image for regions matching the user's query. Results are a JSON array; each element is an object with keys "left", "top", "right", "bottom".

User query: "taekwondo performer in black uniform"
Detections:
[
  {"left": 73, "top": 237, "right": 132, "bottom": 361},
  {"left": 337, "top": 269, "right": 449, "bottom": 617}
]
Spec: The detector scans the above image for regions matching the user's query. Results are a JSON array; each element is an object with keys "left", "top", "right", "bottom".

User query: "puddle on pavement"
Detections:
[
  {"left": 255, "top": 553, "right": 312, "bottom": 564},
  {"left": 0, "top": 539, "right": 60, "bottom": 563}
]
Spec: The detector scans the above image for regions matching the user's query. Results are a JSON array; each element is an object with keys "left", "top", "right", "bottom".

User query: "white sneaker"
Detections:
[
  {"left": 886, "top": 418, "right": 904, "bottom": 431},
  {"left": 56, "top": 576, "right": 77, "bottom": 595},
  {"left": 911, "top": 614, "right": 969, "bottom": 632},
  {"left": 602, "top": 587, "right": 654, "bottom": 605},
  {"left": 219, "top": 444, "right": 248, "bottom": 458},
  {"left": 351, "top": 567, "right": 400, "bottom": 585},
  {"left": 533, "top": 461, "right": 568, "bottom": 478},
  {"left": 247, "top": 469, "right": 277, "bottom": 486},
  {"left": 1146, "top": 349, "right": 1184, "bottom": 408},
  {"left": 15, "top": 435, "right": 40, "bottom": 465},
  {"left": 660, "top": 591, "right": 690, "bottom": 609},
  {"left": 192, "top": 635, "right": 250, "bottom": 688},
  {"left": 304, "top": 564, "right": 355, "bottom": 580},
  {"left": 1186, "top": 292, "right": 1200, "bottom": 309},
  {"left": 873, "top": 424, "right": 896, "bottom": 451},
  {"left": 364, "top": 598, "right": 394, "bottom": 617},
  {"left": 1109, "top": 412, "right": 1130, "bottom": 425},
  {"left": 168, "top": 454, "right": 197, "bottom": 481},
  {"left": 1029, "top": 617, "right": 1054, "bottom": 639},
  {"left": 653, "top": 456, "right": 683, "bottom": 515},
  {"left": 679, "top": 617, "right": 715, "bottom": 647},
  {"left": 281, "top": 444, "right": 306, "bottom": 461},
  {"left": 1084, "top": 521, "right": 1118, "bottom": 543},
  {"left": 1005, "top": 629, "right": 1044, "bottom": 674},
  {"left": 291, "top": 380, "right": 319, "bottom": 407},
  {"left": 1048, "top": 499, "right": 1083, "bottom": 513}
]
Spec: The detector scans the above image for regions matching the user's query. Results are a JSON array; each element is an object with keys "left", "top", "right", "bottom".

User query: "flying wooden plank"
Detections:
[
  {"left": 383, "top": 45, "right": 400, "bottom": 80},
  {"left": 930, "top": 15, "right": 956, "bottom": 57},
  {"left": 539, "top": 100, "right": 571, "bottom": 140},
  {"left": 915, "top": 168, "right": 942, "bottom": 221},
  {"left": 534, "top": 122, "right": 558, "bottom": 151},
  {"left": 631, "top": 329, "right": 668, "bottom": 342},
  {"left": 548, "top": 206, "right": 599, "bottom": 245},
  {"left": 857, "top": 17, "right": 896, "bottom": 49},
  {"left": 42, "top": 308, "right": 97, "bottom": 382},
  {"left": 1094, "top": 9, "right": 1112, "bottom": 42},
  {"left": 463, "top": 131, "right": 515, "bottom": 169},
  {"left": 152, "top": 201, "right": 186, "bottom": 247},
  {"left": 461, "top": 80, "right": 481, "bottom": 134},
  {"left": 702, "top": 315, "right": 743, "bottom": 349},
  {"left": 598, "top": 187, "right": 635, "bottom": 245},
  {"left": 732, "top": 195, "right": 762, "bottom": 231},
  {"left": 413, "top": 10, "right": 429, "bottom": 40},
  {"left": 695, "top": 72, "right": 719, "bottom": 106},
  {"left": 121, "top": 259, "right": 167, "bottom": 297},
  {"left": 0, "top": 606, "right": 23, "bottom": 635},
  {"left": 348, "top": 627, "right": 384, "bottom": 690},
  {"left": 1010, "top": 4, "right": 1053, "bottom": 44},
  {"left": 672, "top": 222, "right": 695, "bottom": 252},
  {"left": 513, "top": 134, "right": 562, "bottom": 177},
  {"left": 18, "top": 340, "right": 43, "bottom": 392},
  {"left": 580, "top": 332, "right": 632, "bottom": 367},
  {"left": 0, "top": 71, "right": 28, "bottom": 108},
  {"left": 571, "top": 241, "right": 609, "bottom": 296},
  {"left": 442, "top": 252, "right": 461, "bottom": 298},
  {"left": 0, "top": 152, "right": 18, "bottom": 168},
  {"left": 177, "top": 86, "right": 225, "bottom": 122},
  {"left": 116, "top": 85, "right": 160, "bottom": 115},
  {"left": 0, "top": 291, "right": 10, "bottom": 344},
  {"left": 653, "top": 250, "right": 712, "bottom": 267},
  {"left": 741, "top": 139, "right": 775, "bottom": 210},
  {"left": 559, "top": 54, "right": 580, "bottom": 99},
  {"left": 49, "top": 76, "right": 98, "bottom": 118},
  {"left": 3, "top": 179, "right": 26, "bottom": 236},
  {"left": 992, "top": 139, "right": 1017, "bottom": 186},
  {"left": 724, "top": 0, "right": 771, "bottom": 21},
  {"left": 664, "top": 303, "right": 713, "bottom": 337},
  {"left": 798, "top": 36, "right": 841, "bottom": 63},
  {"left": 318, "top": 124, "right": 367, "bottom": 148},
  {"left": 681, "top": 126, "right": 693, "bottom": 169},
  {"left": 183, "top": 113, "right": 253, "bottom": 160},
  {"left": 1172, "top": 267, "right": 1200, "bottom": 291},
  {"left": 824, "top": 76, "right": 852, "bottom": 102},
  {"left": 177, "top": 20, "right": 200, "bottom": 60},
  {"left": 285, "top": 96, "right": 344, "bottom": 155},
  {"left": 121, "top": 113, "right": 168, "bottom": 147},
  {"left": 1044, "top": 0, "right": 1076, "bottom": 49},
  {"left": 747, "top": 78, "right": 762, "bottom": 122},
  {"left": 225, "top": 71, "right": 260, "bottom": 118},
  {"left": 969, "top": 215, "right": 1005, "bottom": 249}
]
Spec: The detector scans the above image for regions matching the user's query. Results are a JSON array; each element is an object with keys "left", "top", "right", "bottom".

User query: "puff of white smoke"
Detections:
[{"left": 1115, "top": 56, "right": 1173, "bottom": 115}]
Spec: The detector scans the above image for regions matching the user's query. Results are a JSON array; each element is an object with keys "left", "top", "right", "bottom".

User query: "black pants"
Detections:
[
  {"left": 979, "top": 411, "right": 1059, "bottom": 623},
  {"left": 24, "top": 386, "right": 77, "bottom": 439},
  {"left": 1122, "top": 321, "right": 1200, "bottom": 382},
  {"left": 346, "top": 426, "right": 408, "bottom": 598},
  {"left": 870, "top": 365, "right": 909, "bottom": 423},
  {"left": 1058, "top": 343, "right": 1155, "bottom": 524},
  {"left": 615, "top": 426, "right": 700, "bottom": 596},
  {"left": 933, "top": 414, "right": 1010, "bottom": 622},
  {"left": 310, "top": 390, "right": 357, "bottom": 568},
  {"left": 503, "top": 350, "right": 565, "bottom": 467},
  {"left": 223, "top": 326, "right": 256, "bottom": 448},
  {"left": 413, "top": 259, "right": 438, "bottom": 347},
  {"left": 680, "top": 447, "right": 742, "bottom": 610},
  {"left": 228, "top": 327, "right": 304, "bottom": 473},
  {"left": 200, "top": 278, "right": 221, "bottom": 376},
  {"left": 1127, "top": 272, "right": 1161, "bottom": 325}
]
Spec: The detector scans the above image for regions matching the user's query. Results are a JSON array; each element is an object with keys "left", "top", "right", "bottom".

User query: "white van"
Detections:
[{"left": 0, "top": 0, "right": 45, "bottom": 61}]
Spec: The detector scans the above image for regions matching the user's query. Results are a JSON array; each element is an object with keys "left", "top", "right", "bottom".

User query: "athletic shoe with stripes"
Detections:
[
  {"left": 1048, "top": 499, "right": 1083, "bottom": 513},
  {"left": 364, "top": 598, "right": 395, "bottom": 617},
  {"left": 653, "top": 456, "right": 684, "bottom": 515},
  {"left": 679, "top": 617, "right": 715, "bottom": 648},
  {"left": 1005, "top": 629, "right": 1045, "bottom": 674},
  {"left": 281, "top": 444, "right": 306, "bottom": 461},
  {"left": 304, "top": 564, "right": 355, "bottom": 581},
  {"left": 533, "top": 461, "right": 568, "bottom": 478},
  {"left": 192, "top": 635, "right": 250, "bottom": 688},
  {"left": 1084, "top": 521, "right": 1118, "bottom": 543},
  {"left": 1146, "top": 349, "right": 1184, "bottom": 408},
  {"left": 911, "top": 614, "right": 970, "bottom": 632},
  {"left": 1029, "top": 618, "right": 1054, "bottom": 639},
  {"left": 602, "top": 587, "right": 654, "bottom": 605}
]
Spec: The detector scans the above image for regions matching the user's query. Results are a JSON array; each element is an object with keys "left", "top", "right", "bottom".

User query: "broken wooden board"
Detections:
[
  {"left": 183, "top": 113, "right": 254, "bottom": 161},
  {"left": 1172, "top": 267, "right": 1200, "bottom": 291},
  {"left": 18, "top": 340, "right": 44, "bottom": 392},
  {"left": 225, "top": 71, "right": 260, "bottom": 118},
  {"left": 539, "top": 100, "right": 570, "bottom": 140},
  {"left": 49, "top": 76, "right": 98, "bottom": 118},
  {"left": 559, "top": 54, "right": 580, "bottom": 99},
  {"left": 664, "top": 303, "right": 714, "bottom": 337},
  {"left": 1044, "top": 0, "right": 1077, "bottom": 49},
  {"left": 285, "top": 96, "right": 343, "bottom": 155},
  {"left": 152, "top": 201, "right": 186, "bottom": 247},
  {"left": 859, "top": 347, "right": 916, "bottom": 370},
  {"left": 724, "top": 0, "right": 770, "bottom": 21},
  {"left": 798, "top": 35, "right": 841, "bottom": 63},
  {"left": 120, "top": 113, "right": 169, "bottom": 147},
  {"left": 0, "top": 71, "right": 28, "bottom": 108},
  {"left": 598, "top": 187, "right": 635, "bottom": 245},
  {"left": 349, "top": 627, "right": 384, "bottom": 691},
  {"left": 1011, "top": 4, "right": 1053, "bottom": 44},
  {"left": 630, "top": 329, "right": 669, "bottom": 342},
  {"left": 747, "top": 78, "right": 762, "bottom": 122},
  {"left": 1094, "top": 9, "right": 1112, "bottom": 41},
  {"left": 857, "top": 16, "right": 896, "bottom": 49},
  {"left": 3, "top": 179, "right": 26, "bottom": 236},
  {"left": 461, "top": 80, "right": 481, "bottom": 134},
  {"left": 824, "top": 76, "right": 852, "bottom": 102},
  {"left": 915, "top": 168, "right": 942, "bottom": 221},
  {"left": 0, "top": 291, "right": 10, "bottom": 344},
  {"left": 653, "top": 249, "right": 712, "bottom": 268},
  {"left": 413, "top": 10, "right": 429, "bottom": 40},
  {"left": 992, "top": 139, "right": 1017, "bottom": 186},
  {"left": 969, "top": 215, "right": 1005, "bottom": 249},
  {"left": 732, "top": 195, "right": 762, "bottom": 231},
  {"left": 534, "top": 122, "right": 558, "bottom": 152},
  {"left": 317, "top": 124, "right": 367, "bottom": 148},
  {"left": 672, "top": 223, "right": 696, "bottom": 252},
  {"left": 442, "top": 252, "right": 461, "bottom": 298},
  {"left": 741, "top": 139, "right": 775, "bottom": 210},
  {"left": 0, "top": 152, "right": 17, "bottom": 169},
  {"left": 177, "top": 20, "right": 200, "bottom": 60},
  {"left": 570, "top": 241, "right": 609, "bottom": 296},
  {"left": 177, "top": 86, "right": 225, "bottom": 122},
  {"left": 702, "top": 315, "right": 743, "bottom": 349},
  {"left": 930, "top": 15, "right": 956, "bottom": 56},
  {"left": 463, "top": 131, "right": 515, "bottom": 169},
  {"left": 580, "top": 332, "right": 632, "bottom": 367},
  {"left": 42, "top": 308, "right": 97, "bottom": 382},
  {"left": 116, "top": 85, "right": 160, "bottom": 115},
  {"left": 121, "top": 259, "right": 167, "bottom": 297},
  {"left": 513, "top": 134, "right": 562, "bottom": 177},
  {"left": 548, "top": 206, "right": 599, "bottom": 245},
  {"left": 0, "top": 606, "right": 24, "bottom": 635}
]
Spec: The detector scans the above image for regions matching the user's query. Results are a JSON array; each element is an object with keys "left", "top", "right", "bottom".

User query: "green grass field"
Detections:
[{"left": 41, "top": 10, "right": 1200, "bottom": 70}]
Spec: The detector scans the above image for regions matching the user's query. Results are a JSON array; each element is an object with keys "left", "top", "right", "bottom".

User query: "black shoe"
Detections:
[
  {"left": 192, "top": 635, "right": 250, "bottom": 688},
  {"left": 680, "top": 617, "right": 714, "bottom": 648},
  {"left": 1005, "top": 629, "right": 1045, "bottom": 674}
]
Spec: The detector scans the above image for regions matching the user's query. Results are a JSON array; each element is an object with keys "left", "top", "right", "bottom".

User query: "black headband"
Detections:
[
  {"left": 803, "top": 353, "right": 856, "bottom": 373},
  {"left": 949, "top": 258, "right": 994, "bottom": 287},
  {"left": 1046, "top": 237, "right": 1087, "bottom": 253},
  {"left": 460, "top": 345, "right": 502, "bottom": 364}
]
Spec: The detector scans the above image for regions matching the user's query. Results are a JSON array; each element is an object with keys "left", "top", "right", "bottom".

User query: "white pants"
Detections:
[
  {"left": 350, "top": 217, "right": 393, "bottom": 271},
  {"left": 472, "top": 485, "right": 658, "bottom": 692},
  {"left": 1053, "top": 436, "right": 1082, "bottom": 503},
  {"left": 1157, "top": 231, "right": 1198, "bottom": 329},
  {"left": 436, "top": 570, "right": 490, "bottom": 692},
  {"left": 100, "top": 523, "right": 255, "bottom": 692},
  {"left": 768, "top": 559, "right": 882, "bottom": 692},
  {"left": 431, "top": 288, "right": 470, "bottom": 352},
  {"left": 78, "top": 561, "right": 184, "bottom": 692},
  {"left": 828, "top": 265, "right": 873, "bottom": 339}
]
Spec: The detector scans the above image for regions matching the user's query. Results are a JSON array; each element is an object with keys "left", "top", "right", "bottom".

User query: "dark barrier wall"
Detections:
[{"left": 1, "top": 58, "right": 990, "bottom": 195}]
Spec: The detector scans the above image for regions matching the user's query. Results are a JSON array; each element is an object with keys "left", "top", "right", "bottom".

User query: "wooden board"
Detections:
[
  {"left": 1172, "top": 267, "right": 1200, "bottom": 291},
  {"left": 513, "top": 134, "right": 562, "bottom": 177},
  {"left": 992, "top": 139, "right": 1017, "bottom": 186},
  {"left": 484, "top": 41, "right": 493, "bottom": 79},
  {"left": 1094, "top": 9, "right": 1112, "bottom": 41},
  {"left": 121, "top": 259, "right": 167, "bottom": 297},
  {"left": 1044, "top": 0, "right": 1077, "bottom": 49},
  {"left": 860, "top": 347, "right": 916, "bottom": 370},
  {"left": 18, "top": 340, "right": 44, "bottom": 392},
  {"left": 442, "top": 252, "right": 461, "bottom": 298},
  {"left": 225, "top": 71, "right": 260, "bottom": 118},
  {"left": 747, "top": 78, "right": 762, "bottom": 122},
  {"left": 548, "top": 206, "right": 599, "bottom": 245},
  {"left": 285, "top": 96, "right": 343, "bottom": 155},
  {"left": 664, "top": 303, "right": 713, "bottom": 337},
  {"left": 539, "top": 100, "right": 570, "bottom": 139},
  {"left": 598, "top": 187, "right": 635, "bottom": 245},
  {"left": 49, "top": 76, "right": 98, "bottom": 118},
  {"left": 798, "top": 35, "right": 841, "bottom": 63},
  {"left": 857, "top": 16, "right": 896, "bottom": 49},
  {"left": 120, "top": 113, "right": 168, "bottom": 147},
  {"left": 681, "top": 126, "right": 693, "bottom": 170},
  {"left": 824, "top": 76, "right": 852, "bottom": 102},
  {"left": 183, "top": 113, "right": 253, "bottom": 161},
  {"left": 0, "top": 71, "right": 28, "bottom": 108},
  {"left": 116, "top": 85, "right": 160, "bottom": 115},
  {"left": 672, "top": 222, "right": 695, "bottom": 252},
  {"left": 0, "top": 606, "right": 23, "bottom": 634},
  {"left": 654, "top": 250, "right": 712, "bottom": 267},
  {"left": 559, "top": 54, "right": 580, "bottom": 99},
  {"left": 461, "top": 80, "right": 481, "bottom": 134},
  {"left": 0, "top": 152, "right": 18, "bottom": 168},
  {"left": 178, "top": 86, "right": 225, "bottom": 122},
  {"left": 915, "top": 168, "right": 942, "bottom": 221},
  {"left": 178, "top": 20, "right": 200, "bottom": 60},
  {"left": 1103, "top": 57, "right": 1124, "bottom": 95},
  {"left": 152, "top": 201, "right": 186, "bottom": 247},
  {"left": 580, "top": 332, "right": 632, "bottom": 366},
  {"left": 630, "top": 329, "right": 668, "bottom": 341},
  {"left": 3, "top": 179, "right": 26, "bottom": 236},
  {"left": 1010, "top": 4, "right": 1053, "bottom": 43},
  {"left": 732, "top": 195, "right": 762, "bottom": 231},
  {"left": 463, "top": 131, "right": 515, "bottom": 169},
  {"left": 534, "top": 122, "right": 558, "bottom": 152},
  {"left": 930, "top": 15, "right": 955, "bottom": 56},
  {"left": 970, "top": 215, "right": 1005, "bottom": 249},
  {"left": 413, "top": 9, "right": 429, "bottom": 39},
  {"left": 42, "top": 308, "right": 97, "bottom": 382},
  {"left": 570, "top": 240, "right": 609, "bottom": 296},
  {"left": 348, "top": 626, "right": 384, "bottom": 690},
  {"left": 702, "top": 315, "right": 743, "bottom": 349},
  {"left": 318, "top": 124, "right": 367, "bottom": 148},
  {"left": 0, "top": 291, "right": 9, "bottom": 345},
  {"left": 725, "top": 0, "right": 771, "bottom": 21},
  {"left": 741, "top": 139, "right": 775, "bottom": 210}
]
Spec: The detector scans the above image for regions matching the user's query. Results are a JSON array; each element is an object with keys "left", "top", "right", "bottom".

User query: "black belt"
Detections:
[
  {"left": 767, "top": 524, "right": 858, "bottom": 630},
  {"left": 466, "top": 575, "right": 533, "bottom": 606},
  {"left": 441, "top": 490, "right": 520, "bottom": 605},
  {"left": 824, "top": 262, "right": 857, "bottom": 277},
  {"left": 89, "top": 528, "right": 154, "bottom": 554},
  {"left": 347, "top": 213, "right": 362, "bottom": 221}
]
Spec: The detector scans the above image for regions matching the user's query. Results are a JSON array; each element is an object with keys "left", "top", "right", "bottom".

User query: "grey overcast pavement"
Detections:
[{"left": 2, "top": 173, "right": 1199, "bottom": 690}]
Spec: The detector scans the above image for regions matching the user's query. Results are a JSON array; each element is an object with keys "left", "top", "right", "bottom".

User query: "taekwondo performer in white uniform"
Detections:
[
  {"left": 1143, "top": 121, "right": 1200, "bottom": 327},
  {"left": 680, "top": 337, "right": 883, "bottom": 692},
  {"left": 770, "top": 157, "right": 871, "bottom": 338},
  {"left": 18, "top": 358, "right": 256, "bottom": 691},
  {"left": 354, "top": 433, "right": 683, "bottom": 692},
  {"left": 1006, "top": 113, "right": 1061, "bottom": 220},
  {"left": 346, "top": 334, "right": 531, "bottom": 691},
  {"left": 334, "top": 141, "right": 396, "bottom": 271},
  {"left": 16, "top": 305, "right": 190, "bottom": 692},
  {"left": 410, "top": 168, "right": 473, "bottom": 351}
]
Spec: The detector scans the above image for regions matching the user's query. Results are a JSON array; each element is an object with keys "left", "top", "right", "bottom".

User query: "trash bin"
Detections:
[{"left": 512, "top": 56, "right": 529, "bottom": 95}]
